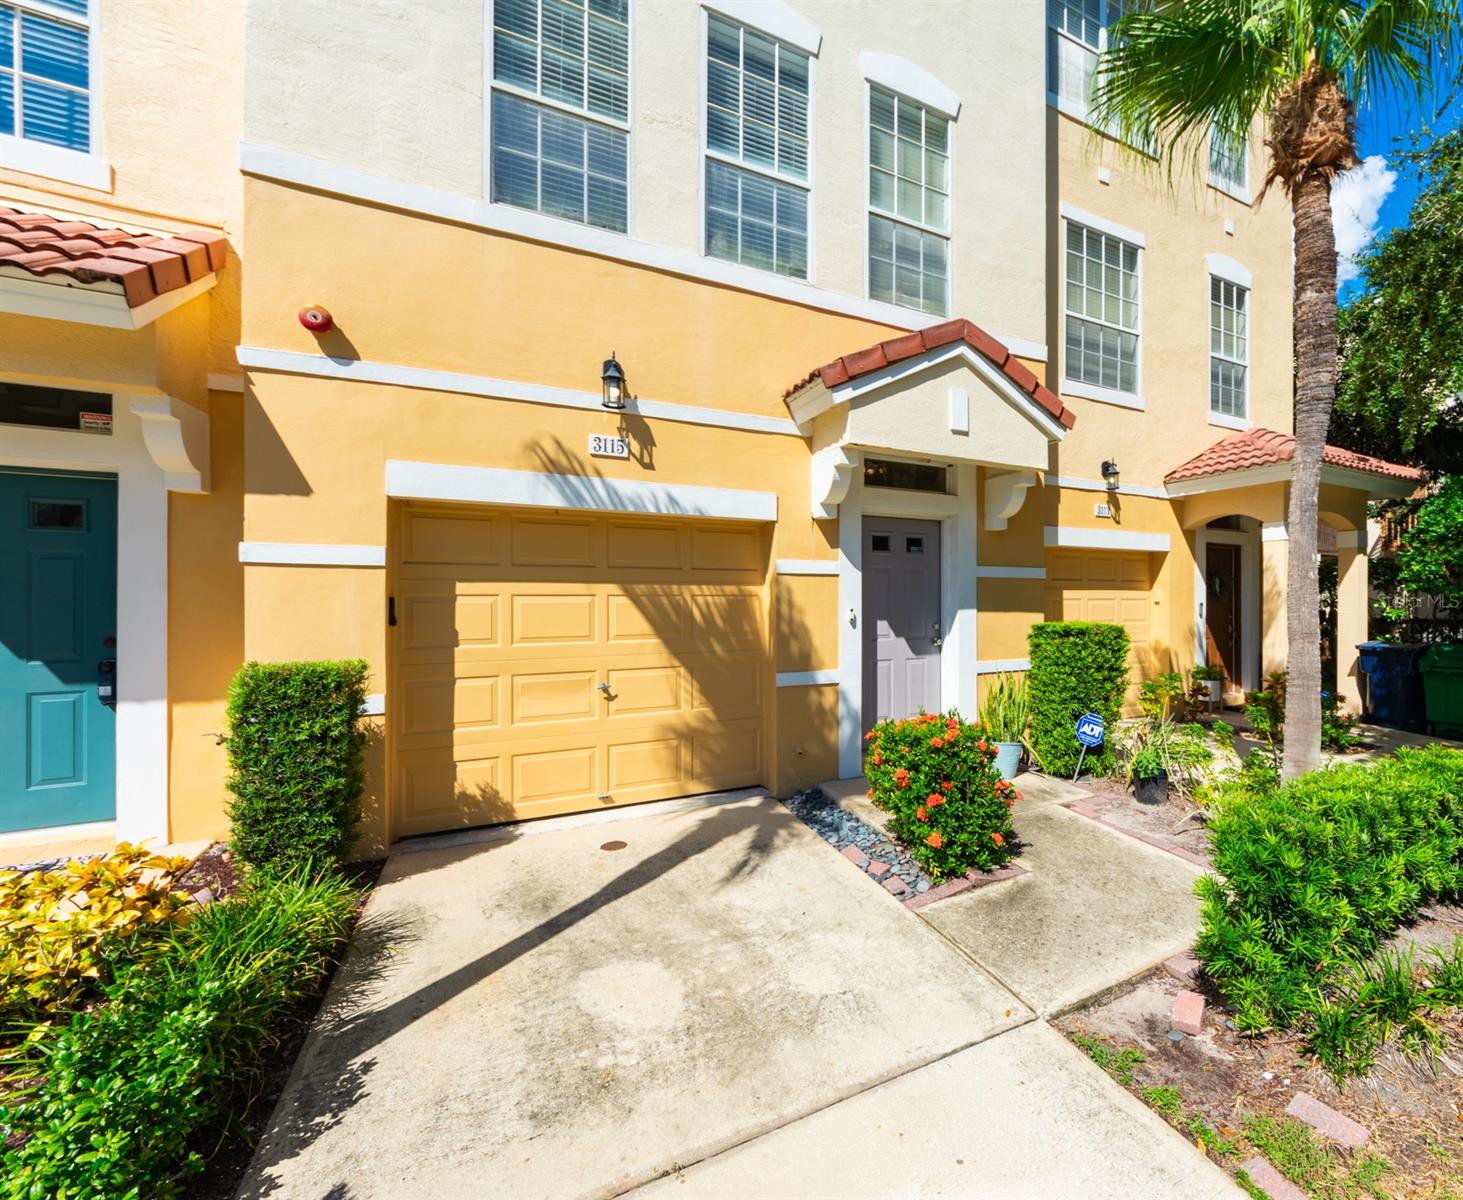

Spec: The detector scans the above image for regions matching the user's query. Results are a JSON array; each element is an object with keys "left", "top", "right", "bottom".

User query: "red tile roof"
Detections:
[
  {"left": 1165, "top": 427, "right": 1424, "bottom": 485},
  {"left": 783, "top": 317, "right": 1077, "bottom": 430},
  {"left": 0, "top": 206, "right": 227, "bottom": 308}
]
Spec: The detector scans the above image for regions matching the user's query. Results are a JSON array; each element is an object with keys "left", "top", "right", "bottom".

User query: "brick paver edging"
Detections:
[{"left": 1064, "top": 791, "right": 1211, "bottom": 868}]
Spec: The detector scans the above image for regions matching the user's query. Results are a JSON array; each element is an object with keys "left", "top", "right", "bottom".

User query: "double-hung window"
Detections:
[
  {"left": 1064, "top": 221, "right": 1140, "bottom": 397},
  {"left": 1047, "top": 0, "right": 1102, "bottom": 117},
  {"left": 703, "top": 12, "right": 810, "bottom": 279},
  {"left": 1209, "top": 277, "right": 1248, "bottom": 421},
  {"left": 1208, "top": 123, "right": 1248, "bottom": 196},
  {"left": 867, "top": 86, "right": 949, "bottom": 317},
  {"left": 490, "top": 0, "right": 629, "bottom": 233},
  {"left": 1, "top": 0, "right": 91, "bottom": 152}
]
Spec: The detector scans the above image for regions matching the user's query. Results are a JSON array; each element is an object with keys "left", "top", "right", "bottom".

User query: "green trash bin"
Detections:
[{"left": 1420, "top": 645, "right": 1463, "bottom": 736}]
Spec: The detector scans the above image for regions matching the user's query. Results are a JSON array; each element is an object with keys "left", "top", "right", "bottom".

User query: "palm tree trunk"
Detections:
[{"left": 1283, "top": 171, "right": 1337, "bottom": 780}]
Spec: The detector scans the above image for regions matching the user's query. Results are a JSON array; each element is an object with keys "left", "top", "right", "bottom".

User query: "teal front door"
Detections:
[{"left": 0, "top": 470, "right": 117, "bottom": 833}]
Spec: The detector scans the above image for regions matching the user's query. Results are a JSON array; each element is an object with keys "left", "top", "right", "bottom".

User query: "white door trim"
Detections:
[{"left": 1194, "top": 525, "right": 1261, "bottom": 693}]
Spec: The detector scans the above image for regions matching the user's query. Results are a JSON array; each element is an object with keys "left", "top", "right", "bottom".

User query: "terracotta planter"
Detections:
[{"left": 1134, "top": 770, "right": 1169, "bottom": 805}]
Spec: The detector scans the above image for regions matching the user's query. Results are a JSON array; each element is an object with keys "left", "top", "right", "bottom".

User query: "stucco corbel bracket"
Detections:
[
  {"left": 128, "top": 395, "right": 210, "bottom": 493},
  {"left": 984, "top": 470, "right": 1038, "bottom": 531},
  {"left": 811, "top": 443, "right": 858, "bottom": 520}
]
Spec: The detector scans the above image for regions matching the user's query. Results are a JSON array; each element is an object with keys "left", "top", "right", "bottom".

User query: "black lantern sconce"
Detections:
[
  {"left": 601, "top": 353, "right": 626, "bottom": 410},
  {"left": 1101, "top": 458, "right": 1120, "bottom": 489}
]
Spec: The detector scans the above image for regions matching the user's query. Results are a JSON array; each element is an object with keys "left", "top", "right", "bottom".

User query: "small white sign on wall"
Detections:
[
  {"left": 1094, "top": 502, "right": 1112, "bottom": 519},
  {"left": 588, "top": 433, "right": 630, "bottom": 459}
]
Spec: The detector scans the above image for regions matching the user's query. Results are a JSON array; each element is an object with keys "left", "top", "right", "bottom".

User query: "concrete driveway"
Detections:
[
  {"left": 240, "top": 793, "right": 1030, "bottom": 1199},
  {"left": 240, "top": 791, "right": 1236, "bottom": 1199}
]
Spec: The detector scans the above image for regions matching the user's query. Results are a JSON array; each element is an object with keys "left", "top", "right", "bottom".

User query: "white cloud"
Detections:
[{"left": 1331, "top": 154, "right": 1397, "bottom": 284}]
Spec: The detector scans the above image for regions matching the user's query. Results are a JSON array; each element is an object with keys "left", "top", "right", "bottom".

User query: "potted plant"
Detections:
[
  {"left": 1130, "top": 747, "right": 1168, "bottom": 804},
  {"left": 1191, "top": 663, "right": 1224, "bottom": 707},
  {"left": 978, "top": 672, "right": 1029, "bottom": 780}
]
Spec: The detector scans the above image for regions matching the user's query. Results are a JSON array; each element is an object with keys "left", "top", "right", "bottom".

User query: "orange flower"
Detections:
[
  {"left": 865, "top": 731, "right": 876, "bottom": 742},
  {"left": 1006, "top": 798, "right": 1015, "bottom": 808},
  {"left": 925, "top": 830, "right": 944, "bottom": 849},
  {"left": 991, "top": 831, "right": 1005, "bottom": 847},
  {"left": 873, "top": 752, "right": 883, "bottom": 765},
  {"left": 976, "top": 740, "right": 989, "bottom": 753},
  {"left": 916, "top": 805, "right": 928, "bottom": 822},
  {"left": 866, "top": 789, "right": 874, "bottom": 799},
  {"left": 940, "top": 780, "right": 953, "bottom": 793},
  {"left": 894, "top": 768, "right": 910, "bottom": 788},
  {"left": 929, "top": 794, "right": 945, "bottom": 808},
  {"left": 944, "top": 728, "right": 958, "bottom": 742},
  {"left": 930, "top": 737, "right": 944, "bottom": 749}
]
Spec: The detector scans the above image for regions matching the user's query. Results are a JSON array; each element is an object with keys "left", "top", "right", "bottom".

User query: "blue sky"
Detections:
[{"left": 1336, "top": 85, "right": 1463, "bottom": 294}]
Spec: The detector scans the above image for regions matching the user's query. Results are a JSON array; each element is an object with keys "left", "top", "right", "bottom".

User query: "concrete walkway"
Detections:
[{"left": 239, "top": 791, "right": 1236, "bottom": 1199}]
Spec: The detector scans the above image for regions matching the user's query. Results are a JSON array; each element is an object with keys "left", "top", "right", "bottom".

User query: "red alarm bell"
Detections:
[{"left": 299, "top": 305, "right": 334, "bottom": 333}]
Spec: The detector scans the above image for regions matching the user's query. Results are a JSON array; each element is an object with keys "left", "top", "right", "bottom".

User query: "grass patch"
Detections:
[
  {"left": 1071, "top": 1031, "right": 1145, "bottom": 1085},
  {"left": 1140, "top": 1084, "right": 1182, "bottom": 1120},
  {"left": 1242, "top": 1115, "right": 1392, "bottom": 1200}
]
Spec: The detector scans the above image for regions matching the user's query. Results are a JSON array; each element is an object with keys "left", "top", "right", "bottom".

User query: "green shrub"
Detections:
[
  {"left": 226, "top": 660, "right": 369, "bottom": 875},
  {"left": 1244, "top": 670, "right": 1359, "bottom": 756},
  {"left": 864, "top": 711, "right": 1018, "bottom": 880},
  {"left": 0, "top": 869, "right": 357, "bottom": 1198},
  {"left": 1196, "top": 747, "right": 1463, "bottom": 1034},
  {"left": 1027, "top": 622, "right": 1130, "bottom": 776}
]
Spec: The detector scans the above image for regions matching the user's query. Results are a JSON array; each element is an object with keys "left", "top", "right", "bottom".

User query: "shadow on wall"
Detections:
[{"left": 390, "top": 435, "right": 816, "bottom": 840}]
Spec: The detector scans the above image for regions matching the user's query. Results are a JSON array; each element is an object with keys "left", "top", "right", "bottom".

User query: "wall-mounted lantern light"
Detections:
[
  {"left": 601, "top": 353, "right": 626, "bottom": 410},
  {"left": 1101, "top": 458, "right": 1120, "bottom": 489}
]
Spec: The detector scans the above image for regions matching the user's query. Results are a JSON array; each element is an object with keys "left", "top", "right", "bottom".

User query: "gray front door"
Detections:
[{"left": 863, "top": 516, "right": 942, "bottom": 729}]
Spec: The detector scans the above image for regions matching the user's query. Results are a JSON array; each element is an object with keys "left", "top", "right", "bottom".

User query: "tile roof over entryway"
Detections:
[
  {"left": 1165, "top": 427, "right": 1424, "bottom": 485},
  {"left": 783, "top": 318, "right": 1077, "bottom": 430},
  {"left": 0, "top": 207, "right": 227, "bottom": 308}
]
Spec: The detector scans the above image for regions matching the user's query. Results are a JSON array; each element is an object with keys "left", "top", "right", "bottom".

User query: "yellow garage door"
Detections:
[
  {"left": 391, "top": 504, "right": 767, "bottom": 837},
  {"left": 1044, "top": 550, "right": 1153, "bottom": 702}
]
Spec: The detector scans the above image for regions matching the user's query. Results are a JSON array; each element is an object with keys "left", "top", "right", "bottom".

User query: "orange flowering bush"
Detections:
[{"left": 864, "top": 710, "right": 1020, "bottom": 880}]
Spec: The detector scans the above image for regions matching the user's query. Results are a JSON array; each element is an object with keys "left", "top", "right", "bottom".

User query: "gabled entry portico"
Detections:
[{"left": 783, "top": 319, "right": 1075, "bottom": 778}]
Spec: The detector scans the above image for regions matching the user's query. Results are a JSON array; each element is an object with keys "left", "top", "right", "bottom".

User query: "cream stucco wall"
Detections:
[{"left": 242, "top": 0, "right": 1048, "bottom": 350}]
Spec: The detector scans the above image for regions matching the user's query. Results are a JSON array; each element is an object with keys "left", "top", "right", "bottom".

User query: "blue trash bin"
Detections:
[{"left": 1355, "top": 641, "right": 1426, "bottom": 730}]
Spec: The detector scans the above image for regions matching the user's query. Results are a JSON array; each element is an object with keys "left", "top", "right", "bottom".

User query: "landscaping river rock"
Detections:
[{"left": 784, "top": 787, "right": 931, "bottom": 897}]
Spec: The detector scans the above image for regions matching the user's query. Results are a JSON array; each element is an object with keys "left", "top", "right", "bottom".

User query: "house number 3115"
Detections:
[{"left": 589, "top": 433, "right": 630, "bottom": 459}]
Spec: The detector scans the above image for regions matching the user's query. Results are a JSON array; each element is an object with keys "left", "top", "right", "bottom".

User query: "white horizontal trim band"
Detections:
[
  {"left": 1206, "top": 253, "right": 1253, "bottom": 288},
  {"left": 775, "top": 558, "right": 839, "bottom": 575},
  {"left": 704, "top": 0, "right": 821, "bottom": 54},
  {"left": 974, "top": 565, "right": 1046, "bottom": 579},
  {"left": 236, "top": 345, "right": 801, "bottom": 437},
  {"left": 1061, "top": 378, "right": 1146, "bottom": 410},
  {"left": 238, "top": 142, "right": 1048, "bottom": 363},
  {"left": 360, "top": 692, "right": 386, "bottom": 716},
  {"left": 1261, "top": 522, "right": 1288, "bottom": 542},
  {"left": 1060, "top": 202, "right": 1146, "bottom": 248},
  {"left": 775, "top": 669, "right": 839, "bottom": 687},
  {"left": 860, "top": 51, "right": 960, "bottom": 117},
  {"left": 1207, "top": 412, "right": 1253, "bottom": 431},
  {"left": 1049, "top": 475, "right": 1167, "bottom": 500},
  {"left": 386, "top": 460, "right": 778, "bottom": 522},
  {"left": 975, "top": 658, "right": 1031, "bottom": 674},
  {"left": 239, "top": 541, "right": 387, "bottom": 566},
  {"left": 1044, "top": 525, "right": 1171, "bottom": 552},
  {"left": 0, "top": 132, "right": 111, "bottom": 190}
]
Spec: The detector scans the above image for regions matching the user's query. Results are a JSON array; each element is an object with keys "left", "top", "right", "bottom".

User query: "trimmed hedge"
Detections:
[
  {"left": 1196, "top": 746, "right": 1463, "bottom": 1033},
  {"left": 226, "top": 660, "right": 368, "bottom": 875},
  {"left": 1027, "top": 622, "right": 1129, "bottom": 776}
]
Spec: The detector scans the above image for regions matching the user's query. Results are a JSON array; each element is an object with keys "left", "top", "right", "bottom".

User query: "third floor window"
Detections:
[
  {"left": 490, "top": 0, "right": 629, "bottom": 233},
  {"left": 867, "top": 85, "right": 949, "bottom": 317},
  {"left": 1210, "top": 276, "right": 1249, "bottom": 421},
  {"left": 1209, "top": 124, "right": 1248, "bottom": 195},
  {"left": 1, "top": 0, "right": 91, "bottom": 152}
]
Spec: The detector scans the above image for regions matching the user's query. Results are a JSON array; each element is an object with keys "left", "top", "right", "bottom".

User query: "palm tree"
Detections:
[{"left": 1093, "top": 0, "right": 1458, "bottom": 778}]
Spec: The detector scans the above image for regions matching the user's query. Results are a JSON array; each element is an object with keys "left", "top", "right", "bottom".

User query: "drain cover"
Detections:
[{"left": 600, "top": 839, "right": 628, "bottom": 851}]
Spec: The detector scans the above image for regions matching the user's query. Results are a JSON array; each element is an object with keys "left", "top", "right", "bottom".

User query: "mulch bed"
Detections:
[
  {"left": 1056, "top": 905, "right": 1463, "bottom": 1197},
  {"left": 180, "top": 856, "right": 383, "bottom": 1200},
  {"left": 1068, "top": 777, "right": 1212, "bottom": 866}
]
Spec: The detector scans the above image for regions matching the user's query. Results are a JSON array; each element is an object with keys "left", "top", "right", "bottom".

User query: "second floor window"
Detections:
[
  {"left": 867, "top": 85, "right": 949, "bottom": 317},
  {"left": 1065, "top": 221, "right": 1140, "bottom": 396},
  {"left": 704, "top": 13, "right": 810, "bottom": 278},
  {"left": 1209, "top": 124, "right": 1248, "bottom": 194},
  {"left": 1, "top": 0, "right": 91, "bottom": 152},
  {"left": 1210, "top": 276, "right": 1248, "bottom": 420},
  {"left": 490, "top": 0, "right": 629, "bottom": 233}
]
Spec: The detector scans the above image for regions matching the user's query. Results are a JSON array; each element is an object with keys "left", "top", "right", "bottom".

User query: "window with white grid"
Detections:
[
  {"left": 1064, "top": 221, "right": 1140, "bottom": 395},
  {"left": 1210, "top": 276, "right": 1248, "bottom": 419},
  {"left": 490, "top": 0, "right": 629, "bottom": 233},
  {"left": 1047, "top": 0, "right": 1102, "bottom": 115},
  {"left": 704, "top": 12, "right": 810, "bottom": 278},
  {"left": 867, "top": 85, "right": 949, "bottom": 317},
  {"left": 0, "top": 0, "right": 91, "bottom": 152},
  {"left": 1209, "top": 123, "right": 1248, "bottom": 194}
]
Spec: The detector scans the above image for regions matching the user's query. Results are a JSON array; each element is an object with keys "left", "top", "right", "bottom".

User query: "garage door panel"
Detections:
[
  {"left": 512, "top": 594, "right": 597, "bottom": 646},
  {"left": 394, "top": 505, "right": 766, "bottom": 831},
  {"left": 1043, "top": 550, "right": 1154, "bottom": 710},
  {"left": 512, "top": 515, "right": 596, "bottom": 566}
]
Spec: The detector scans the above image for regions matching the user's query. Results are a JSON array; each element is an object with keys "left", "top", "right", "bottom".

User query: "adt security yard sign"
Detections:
[{"left": 1073, "top": 712, "right": 1105, "bottom": 779}]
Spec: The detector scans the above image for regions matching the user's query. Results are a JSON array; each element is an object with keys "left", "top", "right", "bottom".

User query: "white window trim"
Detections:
[
  {"left": 1205, "top": 252, "right": 1252, "bottom": 288},
  {"left": 699, "top": 5, "right": 815, "bottom": 281},
  {"left": 1045, "top": 1, "right": 1105, "bottom": 121},
  {"left": 1062, "top": 211, "right": 1144, "bottom": 406},
  {"left": 0, "top": 0, "right": 108, "bottom": 190},
  {"left": 700, "top": 0, "right": 820, "bottom": 56},
  {"left": 863, "top": 81, "right": 952, "bottom": 319},
  {"left": 1207, "top": 125, "right": 1252, "bottom": 204},
  {"left": 1208, "top": 273, "right": 1250, "bottom": 427},
  {"left": 482, "top": 0, "right": 635, "bottom": 236},
  {"left": 858, "top": 51, "right": 959, "bottom": 119}
]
